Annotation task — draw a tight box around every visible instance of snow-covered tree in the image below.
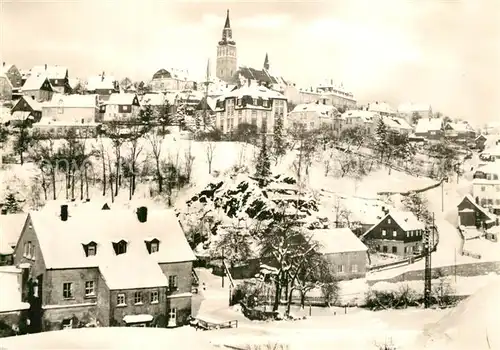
[401,191,432,226]
[254,135,272,182]
[272,113,286,164]
[375,118,389,161]
[3,193,21,214]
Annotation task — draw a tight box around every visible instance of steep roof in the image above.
[223,83,285,100]
[104,93,138,105]
[21,75,52,91]
[459,195,496,222]
[290,103,338,116]
[389,211,425,231]
[0,213,28,255]
[446,122,473,133]
[140,93,166,106]
[12,96,42,112]
[44,93,98,108]
[415,117,443,133]
[341,110,379,122]
[26,208,196,269]
[308,228,367,254]
[235,66,281,85]
[383,116,413,131]
[0,72,13,89]
[368,102,396,114]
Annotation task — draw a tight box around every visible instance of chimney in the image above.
[330,79,333,85]
[60,205,68,221]
[2,62,5,67]
[44,64,47,70]
[137,206,148,223]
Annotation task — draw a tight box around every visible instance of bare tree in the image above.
[183,141,195,183]
[147,131,164,193]
[30,138,59,201]
[123,135,144,199]
[205,142,216,174]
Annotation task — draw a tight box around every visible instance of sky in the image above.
[1,0,499,125]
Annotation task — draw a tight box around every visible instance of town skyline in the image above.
[1,0,499,124]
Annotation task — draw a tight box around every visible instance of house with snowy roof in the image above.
[414,117,444,140]
[457,195,498,230]
[308,228,368,279]
[150,68,196,93]
[99,93,140,122]
[9,96,42,126]
[85,73,119,98]
[444,121,475,141]
[368,101,397,117]
[33,94,99,139]
[28,65,70,94]
[340,110,378,135]
[1,62,23,91]
[0,71,13,101]
[287,103,339,132]
[214,82,287,134]
[381,115,413,134]
[472,163,500,215]
[13,205,196,331]
[21,75,54,102]
[361,210,425,257]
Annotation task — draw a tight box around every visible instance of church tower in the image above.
[216,10,237,82]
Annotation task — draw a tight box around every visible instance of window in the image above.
[134,291,143,304]
[169,275,178,290]
[382,229,386,236]
[145,239,160,254]
[338,265,344,273]
[83,242,97,257]
[113,240,127,255]
[85,281,95,297]
[383,246,388,253]
[123,105,129,112]
[150,290,159,304]
[406,232,409,238]
[392,246,398,254]
[351,264,358,273]
[58,99,64,114]
[63,282,73,299]
[387,219,391,224]
[117,293,126,306]
[393,230,397,237]
[169,308,177,321]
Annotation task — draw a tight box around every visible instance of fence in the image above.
[193,318,238,331]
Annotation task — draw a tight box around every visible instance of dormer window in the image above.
[113,240,127,255]
[82,241,97,257]
[145,239,160,254]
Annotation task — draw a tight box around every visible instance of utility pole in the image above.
[221,247,225,288]
[202,59,212,131]
[423,213,433,308]
[441,179,444,213]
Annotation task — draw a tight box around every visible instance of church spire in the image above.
[263,53,269,70]
[224,9,231,28]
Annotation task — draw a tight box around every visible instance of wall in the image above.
[325,250,367,280]
[158,261,193,294]
[371,239,421,257]
[369,260,500,284]
[167,295,191,326]
[365,214,423,244]
[109,287,168,326]
[95,274,110,326]
[103,104,140,121]
[0,76,13,100]
[42,304,98,331]
[44,268,100,307]
[0,310,28,336]
[41,106,97,124]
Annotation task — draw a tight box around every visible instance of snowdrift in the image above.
[415,276,500,350]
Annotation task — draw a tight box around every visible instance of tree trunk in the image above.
[51,171,57,200]
[102,154,106,196]
[85,166,89,200]
[65,172,69,199]
[41,172,48,201]
[300,291,306,309]
[273,277,281,312]
[19,150,24,166]
[71,170,76,200]
[129,177,133,201]
[286,287,294,316]
[80,171,84,201]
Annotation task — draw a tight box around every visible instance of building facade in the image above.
[216,10,237,83]
[362,211,425,257]
[10,96,42,125]
[86,73,120,99]
[414,117,444,140]
[100,93,141,122]
[150,69,196,93]
[287,103,339,131]
[28,65,70,95]
[12,206,196,331]
[214,83,287,134]
[21,76,54,102]
[472,163,500,214]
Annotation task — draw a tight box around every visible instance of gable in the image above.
[12,215,48,273]
[41,79,53,92]
[11,97,34,113]
[132,96,139,106]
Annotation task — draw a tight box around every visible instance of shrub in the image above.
[231,281,264,308]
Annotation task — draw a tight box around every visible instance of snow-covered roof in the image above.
[1,63,14,74]
[99,253,168,290]
[446,122,473,133]
[10,111,35,121]
[0,72,13,89]
[290,103,338,116]
[67,78,79,89]
[397,102,431,113]
[461,195,496,221]
[123,314,154,324]
[43,93,98,108]
[368,102,396,114]
[21,75,52,91]
[415,117,443,133]
[0,213,27,255]
[223,83,285,100]
[341,110,379,122]
[140,93,166,106]
[104,93,138,106]
[309,228,367,254]
[383,116,413,131]
[0,266,30,312]
[12,95,42,112]
[29,65,67,80]
[26,208,196,270]
[152,67,196,82]
[86,74,116,91]
[388,211,425,231]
